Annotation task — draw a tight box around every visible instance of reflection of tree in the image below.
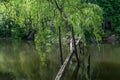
[0,40,41,79]
[0,39,78,80]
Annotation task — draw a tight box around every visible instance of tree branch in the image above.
[54,0,63,13]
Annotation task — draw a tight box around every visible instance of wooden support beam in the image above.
[55,36,82,80]
[55,49,74,80]
[58,26,63,65]
[71,26,80,66]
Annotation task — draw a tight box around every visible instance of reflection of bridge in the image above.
[55,27,90,80]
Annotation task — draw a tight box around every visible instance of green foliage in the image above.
[0,0,39,39]
[0,0,103,41]
[0,0,103,63]
[34,0,103,42]
[89,0,120,40]
[67,3,103,41]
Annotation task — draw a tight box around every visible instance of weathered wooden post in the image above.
[58,26,63,65]
[71,26,80,66]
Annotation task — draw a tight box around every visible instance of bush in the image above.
[89,0,120,40]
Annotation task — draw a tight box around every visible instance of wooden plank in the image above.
[55,50,74,80]
[71,27,80,66]
[55,37,82,80]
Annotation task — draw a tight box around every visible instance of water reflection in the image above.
[0,40,41,80]
[64,44,120,80]
[1,40,120,80]
[90,44,120,80]
[0,39,63,80]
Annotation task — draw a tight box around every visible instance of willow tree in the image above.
[0,0,40,38]
[33,1,103,79]
[0,0,103,44]
[0,0,103,61]
[35,0,103,50]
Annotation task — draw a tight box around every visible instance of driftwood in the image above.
[55,36,82,80]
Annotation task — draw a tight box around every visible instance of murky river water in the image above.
[90,44,120,80]
[0,39,70,80]
[0,40,120,80]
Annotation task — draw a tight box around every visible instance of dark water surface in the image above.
[0,40,120,80]
[90,44,120,80]
[0,39,67,80]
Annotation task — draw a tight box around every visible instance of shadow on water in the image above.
[1,40,120,80]
[0,72,15,80]
[0,39,41,80]
[92,61,120,80]
[0,39,70,80]
[90,44,120,80]
[63,63,80,80]
[71,65,80,80]
[64,61,86,80]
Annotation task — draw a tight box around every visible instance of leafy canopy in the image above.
[0,0,103,65]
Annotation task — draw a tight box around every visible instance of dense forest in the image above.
[0,0,120,80]
[0,0,104,58]
[89,0,120,42]
[0,0,119,44]
[0,0,102,40]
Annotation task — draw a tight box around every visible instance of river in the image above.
[90,44,120,80]
[0,40,120,80]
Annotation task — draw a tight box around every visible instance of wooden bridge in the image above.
[55,27,90,80]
